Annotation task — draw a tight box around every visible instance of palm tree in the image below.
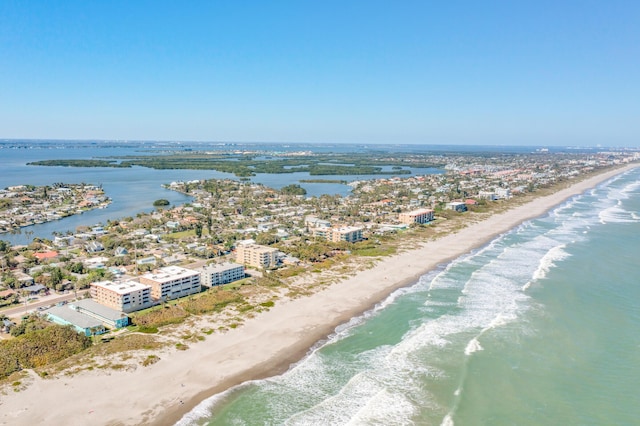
[20,289,29,315]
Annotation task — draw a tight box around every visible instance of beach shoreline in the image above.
[1,164,637,426]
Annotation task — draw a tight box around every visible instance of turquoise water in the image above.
[177,167,640,426]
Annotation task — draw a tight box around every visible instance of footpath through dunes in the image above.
[0,164,637,426]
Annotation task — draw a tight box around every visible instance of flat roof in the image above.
[141,266,199,283]
[72,298,126,321]
[45,306,103,329]
[202,262,244,274]
[332,226,363,233]
[240,244,278,253]
[92,280,151,295]
[403,208,434,215]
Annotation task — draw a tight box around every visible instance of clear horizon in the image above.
[1,1,639,146]
[0,138,636,149]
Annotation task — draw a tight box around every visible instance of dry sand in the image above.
[1,164,636,426]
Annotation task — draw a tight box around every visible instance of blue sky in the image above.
[1,1,638,145]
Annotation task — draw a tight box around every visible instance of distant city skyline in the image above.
[1,1,639,146]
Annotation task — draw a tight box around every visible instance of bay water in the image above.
[0,141,442,245]
[177,167,640,425]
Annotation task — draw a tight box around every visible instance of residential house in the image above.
[478,191,498,201]
[136,256,157,266]
[447,201,467,212]
[0,289,16,301]
[84,256,109,269]
[20,284,47,295]
[86,241,105,253]
[33,251,59,261]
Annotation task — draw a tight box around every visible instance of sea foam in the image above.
[530,244,569,282]
[176,170,640,425]
[441,413,455,426]
[464,337,483,355]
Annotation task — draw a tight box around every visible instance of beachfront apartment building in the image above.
[201,262,245,287]
[139,266,202,301]
[495,188,511,199]
[235,244,279,269]
[328,226,364,243]
[447,201,467,212]
[398,208,435,224]
[90,280,153,313]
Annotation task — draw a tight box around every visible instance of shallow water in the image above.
[177,167,640,425]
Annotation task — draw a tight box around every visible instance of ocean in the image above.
[177,167,640,425]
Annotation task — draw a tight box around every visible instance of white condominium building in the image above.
[139,266,201,300]
[201,262,245,287]
[495,188,511,199]
[90,280,153,313]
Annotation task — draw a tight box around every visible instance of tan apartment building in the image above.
[90,280,153,313]
[398,208,435,224]
[235,244,278,268]
[329,226,364,243]
[139,266,201,301]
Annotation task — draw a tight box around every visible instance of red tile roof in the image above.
[34,251,59,260]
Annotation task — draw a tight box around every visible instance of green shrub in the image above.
[0,324,91,380]
[142,355,160,366]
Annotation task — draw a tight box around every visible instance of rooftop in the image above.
[91,280,151,295]
[403,208,435,215]
[202,262,244,274]
[141,266,199,283]
[45,305,103,329]
[332,226,363,233]
[72,299,127,321]
[34,251,59,260]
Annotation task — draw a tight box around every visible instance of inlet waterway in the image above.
[0,141,443,245]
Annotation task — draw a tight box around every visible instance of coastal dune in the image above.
[1,165,636,426]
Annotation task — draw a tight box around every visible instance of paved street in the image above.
[1,292,77,320]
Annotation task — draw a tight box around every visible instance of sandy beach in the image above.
[1,164,636,426]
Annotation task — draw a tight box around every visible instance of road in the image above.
[1,292,77,320]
